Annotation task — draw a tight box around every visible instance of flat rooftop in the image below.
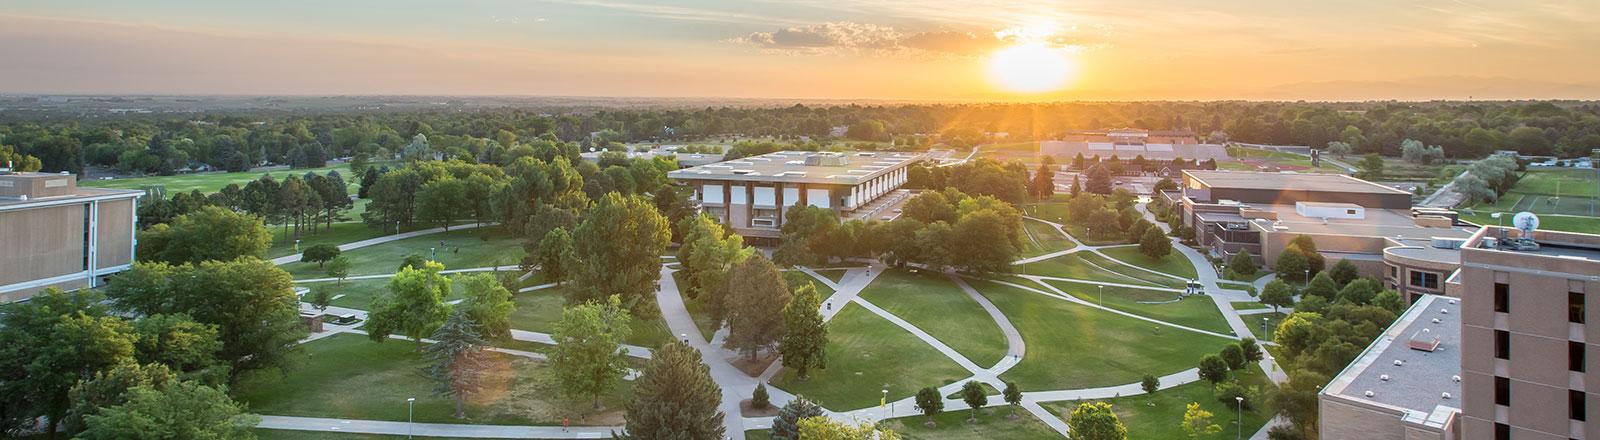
[667,151,924,186]
[1323,294,1461,420]
[1252,204,1476,240]
[1186,170,1412,195]
[1466,227,1600,262]
[0,172,142,210]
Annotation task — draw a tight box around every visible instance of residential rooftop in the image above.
[1323,294,1461,427]
[1185,170,1413,195]
[667,150,924,186]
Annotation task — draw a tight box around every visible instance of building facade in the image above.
[0,171,142,302]
[1320,294,1461,440]
[1456,227,1600,440]
[667,151,922,240]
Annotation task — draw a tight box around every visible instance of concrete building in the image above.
[1320,293,1462,440]
[1455,226,1600,440]
[667,151,923,241]
[0,171,142,302]
[1161,170,1475,283]
[1039,128,1228,161]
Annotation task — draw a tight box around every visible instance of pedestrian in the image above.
[826,301,832,311]
[563,417,569,432]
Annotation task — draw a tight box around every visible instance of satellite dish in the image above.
[1513,212,1540,234]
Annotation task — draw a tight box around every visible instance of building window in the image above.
[1573,390,1587,421]
[1389,265,1398,278]
[1495,330,1510,359]
[1494,283,1510,313]
[1573,341,1587,372]
[1408,271,1440,289]
[1573,292,1587,324]
[82,203,92,270]
[1494,422,1509,440]
[1495,376,1510,406]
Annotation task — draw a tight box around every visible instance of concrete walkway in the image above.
[256,415,616,439]
[271,222,495,266]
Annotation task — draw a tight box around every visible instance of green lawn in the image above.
[1097,246,1198,280]
[745,430,773,440]
[236,333,630,426]
[1043,280,1233,335]
[1216,281,1258,296]
[858,270,1009,367]
[1246,312,1288,342]
[1079,253,1187,288]
[1062,224,1131,246]
[1020,203,1069,223]
[1040,364,1278,440]
[1020,219,1076,258]
[973,280,1232,391]
[506,284,672,348]
[772,304,969,412]
[82,163,369,194]
[671,271,722,341]
[1458,210,1600,235]
[1230,302,1268,310]
[253,429,491,440]
[1016,254,1164,287]
[878,406,1061,439]
[268,221,390,259]
[1513,168,1600,197]
[814,268,849,284]
[785,270,836,298]
[279,227,524,279]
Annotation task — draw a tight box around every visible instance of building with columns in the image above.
[0,171,142,303]
[667,151,924,241]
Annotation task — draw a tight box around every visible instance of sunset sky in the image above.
[2,0,1598,100]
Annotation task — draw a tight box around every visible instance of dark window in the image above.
[1495,330,1510,360]
[1495,283,1510,313]
[1389,265,1398,277]
[1495,423,1510,440]
[1573,390,1587,421]
[81,203,91,270]
[1346,209,1357,215]
[1496,376,1510,406]
[1572,292,1586,324]
[1573,341,1586,372]
[1409,271,1440,289]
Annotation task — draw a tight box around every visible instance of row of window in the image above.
[1491,331,1587,373]
[1493,283,1586,324]
[1492,378,1586,421]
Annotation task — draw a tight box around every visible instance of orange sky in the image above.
[2,1,1598,100]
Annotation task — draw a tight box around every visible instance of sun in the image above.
[987,43,1075,93]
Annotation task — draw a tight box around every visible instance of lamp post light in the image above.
[1235,396,1244,440]
[1098,284,1105,306]
[294,239,300,253]
[1304,269,1310,287]
[1262,317,1269,339]
[407,397,416,439]
[396,220,400,235]
[430,247,436,261]
[882,387,891,417]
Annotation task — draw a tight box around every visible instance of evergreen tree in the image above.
[771,398,825,440]
[1085,164,1113,194]
[752,383,770,409]
[1227,250,1258,279]
[623,341,725,440]
[1239,337,1264,363]
[1328,259,1360,287]
[425,310,489,419]
[779,283,827,380]
[1221,344,1247,370]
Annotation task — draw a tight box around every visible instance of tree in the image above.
[1067,402,1128,440]
[1373,290,1404,313]
[1274,251,1309,284]
[367,261,452,349]
[1198,355,1230,383]
[1259,280,1296,313]
[795,416,903,440]
[325,255,351,284]
[0,288,136,438]
[1139,226,1172,259]
[1355,153,1384,180]
[535,228,575,286]
[1324,141,1352,158]
[107,259,305,377]
[307,285,334,312]
[1287,235,1326,274]
[950,208,1021,274]
[551,296,632,409]
[779,283,828,380]
[456,273,515,340]
[960,380,987,422]
[1227,250,1258,279]
[678,215,750,324]
[1085,164,1113,194]
[1030,163,1055,199]
[129,314,223,380]
[79,381,256,440]
[915,386,944,426]
[1141,374,1160,395]
[1401,139,1445,165]
[416,178,467,230]
[137,206,271,265]
[1302,273,1338,300]
[1221,344,1247,370]
[725,254,791,360]
[1181,402,1222,440]
[301,244,340,267]
[623,340,725,440]
[425,310,490,419]
[770,398,825,440]
[752,383,771,409]
[1240,337,1264,363]
[65,363,178,435]
[571,193,671,312]
[1328,259,1359,287]
[1216,381,1256,409]
[1003,381,1022,416]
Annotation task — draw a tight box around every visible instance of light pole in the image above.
[294,239,300,253]
[430,247,436,261]
[1235,396,1244,440]
[395,220,400,235]
[1262,317,1269,340]
[882,387,892,417]
[407,397,416,439]
[1304,269,1310,287]
[1098,284,1105,306]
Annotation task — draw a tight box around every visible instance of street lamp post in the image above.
[294,239,300,253]
[1262,317,1269,339]
[1304,269,1310,287]
[430,247,436,261]
[882,387,891,417]
[407,397,416,439]
[1235,396,1244,440]
[1098,284,1104,306]
[396,220,400,235]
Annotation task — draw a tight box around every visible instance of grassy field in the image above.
[1016,253,1165,288]
[1040,364,1277,440]
[236,333,630,426]
[268,221,390,259]
[1246,312,1288,342]
[1044,280,1233,335]
[1230,301,1269,310]
[81,163,364,193]
[814,268,849,284]
[1020,202,1069,223]
[279,227,524,279]
[1020,219,1076,258]
[858,270,1009,367]
[1458,168,1600,234]
[253,430,492,440]
[506,284,673,348]
[879,407,1061,439]
[772,304,969,412]
[1513,168,1600,197]
[1097,246,1198,280]
[1216,281,1258,296]
[974,280,1232,391]
[1079,253,1187,288]
[784,270,836,298]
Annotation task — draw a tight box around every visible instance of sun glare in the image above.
[987,43,1075,93]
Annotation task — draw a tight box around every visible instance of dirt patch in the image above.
[729,351,779,377]
[740,399,780,417]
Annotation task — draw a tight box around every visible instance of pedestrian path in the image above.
[949,274,1025,365]
[271,222,494,266]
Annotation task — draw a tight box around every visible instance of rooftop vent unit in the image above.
[1452,375,1461,382]
[1393,359,1405,366]
[1365,390,1375,397]
[1379,374,1390,381]
[1408,329,1441,352]
[804,153,850,167]
[1431,237,1466,250]
[1442,392,1452,400]
[731,169,756,175]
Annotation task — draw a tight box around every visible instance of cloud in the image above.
[730,21,1076,57]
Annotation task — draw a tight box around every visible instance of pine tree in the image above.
[425,310,489,419]
[623,340,725,440]
[752,383,770,409]
[771,398,825,440]
[779,283,827,380]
